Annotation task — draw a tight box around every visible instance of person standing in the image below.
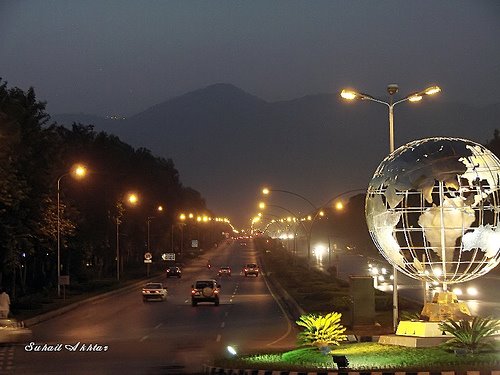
[0,288,11,318]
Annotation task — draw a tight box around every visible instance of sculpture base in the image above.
[396,320,451,337]
[379,321,452,347]
[378,333,449,348]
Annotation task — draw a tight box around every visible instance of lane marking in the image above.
[155,323,162,329]
[139,335,149,342]
[224,312,228,317]
[220,322,225,328]
[216,334,221,342]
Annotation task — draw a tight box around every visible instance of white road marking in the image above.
[155,323,162,329]
[220,322,225,328]
[139,335,149,342]
[216,334,221,342]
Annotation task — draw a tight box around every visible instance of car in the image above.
[166,266,182,278]
[0,318,32,343]
[142,282,168,302]
[191,279,221,306]
[218,266,231,276]
[244,263,259,276]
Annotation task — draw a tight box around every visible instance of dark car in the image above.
[166,266,182,278]
[244,263,259,277]
[191,279,220,306]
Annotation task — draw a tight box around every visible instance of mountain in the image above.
[51,84,500,227]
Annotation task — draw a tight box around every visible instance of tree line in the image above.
[0,80,227,298]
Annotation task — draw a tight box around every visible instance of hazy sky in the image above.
[2,1,500,227]
[2,1,500,117]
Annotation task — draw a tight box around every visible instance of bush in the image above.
[439,316,500,353]
[296,312,347,349]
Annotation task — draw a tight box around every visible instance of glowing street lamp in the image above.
[341,83,441,332]
[116,192,139,281]
[341,84,441,152]
[57,163,88,297]
[147,204,164,268]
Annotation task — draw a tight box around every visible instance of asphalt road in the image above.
[10,240,296,374]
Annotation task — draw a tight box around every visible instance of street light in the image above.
[116,192,139,281]
[146,205,164,276]
[57,163,87,297]
[341,83,441,332]
[261,188,318,259]
[341,84,440,152]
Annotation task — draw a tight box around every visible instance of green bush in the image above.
[439,316,500,353]
[296,312,347,349]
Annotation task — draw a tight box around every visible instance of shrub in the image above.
[296,312,347,349]
[439,316,500,353]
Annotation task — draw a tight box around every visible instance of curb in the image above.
[202,365,500,375]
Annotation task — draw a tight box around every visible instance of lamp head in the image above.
[387,84,399,95]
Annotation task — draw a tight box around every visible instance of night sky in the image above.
[2,1,500,227]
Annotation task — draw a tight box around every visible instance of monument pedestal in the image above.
[378,292,469,348]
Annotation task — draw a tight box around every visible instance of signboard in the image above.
[59,275,70,285]
[191,240,198,248]
[162,253,175,261]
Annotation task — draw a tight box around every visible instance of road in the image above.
[9,240,296,374]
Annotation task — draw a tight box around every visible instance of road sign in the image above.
[144,252,153,260]
[162,253,175,261]
[59,275,70,285]
[191,240,198,248]
[144,259,152,263]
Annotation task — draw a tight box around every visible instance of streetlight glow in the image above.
[335,201,344,211]
[340,89,357,100]
[127,193,139,205]
[408,95,423,102]
[71,164,88,178]
[424,85,441,95]
[258,202,266,210]
[262,188,270,195]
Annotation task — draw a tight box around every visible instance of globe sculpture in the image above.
[366,137,500,291]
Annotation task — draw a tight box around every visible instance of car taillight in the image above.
[191,290,196,294]
[244,268,248,272]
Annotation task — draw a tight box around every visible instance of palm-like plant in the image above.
[439,316,500,353]
[296,312,347,348]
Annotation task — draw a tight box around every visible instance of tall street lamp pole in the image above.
[56,164,87,297]
[116,192,139,281]
[341,84,441,332]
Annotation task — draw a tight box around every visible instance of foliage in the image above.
[218,342,500,372]
[439,316,500,353]
[0,79,216,297]
[296,312,347,348]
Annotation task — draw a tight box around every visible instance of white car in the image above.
[0,319,32,343]
[142,282,168,302]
